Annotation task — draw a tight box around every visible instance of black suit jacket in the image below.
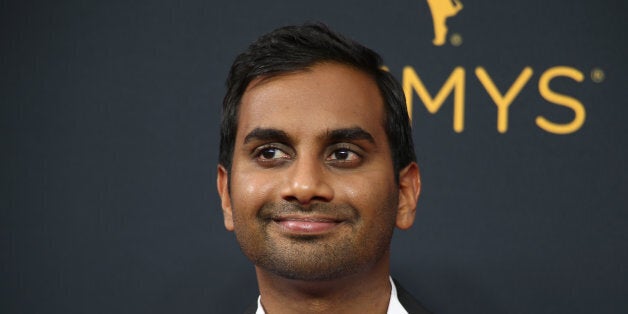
[392,279,432,314]
[243,279,431,314]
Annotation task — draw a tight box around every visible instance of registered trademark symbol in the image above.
[591,68,605,83]
[450,33,463,46]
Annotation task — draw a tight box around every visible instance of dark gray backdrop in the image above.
[2,0,627,313]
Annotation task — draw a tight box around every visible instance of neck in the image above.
[255,252,392,314]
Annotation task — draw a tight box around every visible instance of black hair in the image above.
[219,23,416,178]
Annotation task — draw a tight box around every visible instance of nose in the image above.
[280,157,334,205]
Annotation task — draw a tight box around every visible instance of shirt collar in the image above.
[255,276,408,314]
[387,276,409,314]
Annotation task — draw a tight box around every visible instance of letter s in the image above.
[536,66,586,134]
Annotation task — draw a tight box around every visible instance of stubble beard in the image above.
[233,202,396,281]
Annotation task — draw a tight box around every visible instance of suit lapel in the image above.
[393,279,432,314]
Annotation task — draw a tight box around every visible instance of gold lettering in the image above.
[403,66,465,132]
[536,66,586,134]
[475,66,533,133]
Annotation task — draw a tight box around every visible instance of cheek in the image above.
[347,166,396,193]
[230,170,278,215]
[337,171,397,213]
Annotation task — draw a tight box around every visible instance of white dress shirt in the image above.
[255,276,408,314]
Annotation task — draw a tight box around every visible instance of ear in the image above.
[395,162,421,230]
[217,164,235,231]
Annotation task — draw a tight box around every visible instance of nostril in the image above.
[283,194,331,206]
[282,195,299,203]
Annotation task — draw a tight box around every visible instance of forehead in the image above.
[237,63,386,141]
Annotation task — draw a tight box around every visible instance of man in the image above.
[217,23,430,314]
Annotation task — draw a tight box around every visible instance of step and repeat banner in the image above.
[2,0,627,313]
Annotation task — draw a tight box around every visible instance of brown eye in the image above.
[261,148,278,159]
[333,150,350,160]
[255,146,290,162]
[327,148,360,163]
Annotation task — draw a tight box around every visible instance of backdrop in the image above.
[2,0,627,313]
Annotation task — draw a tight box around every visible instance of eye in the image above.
[253,145,292,166]
[258,147,289,160]
[327,148,361,165]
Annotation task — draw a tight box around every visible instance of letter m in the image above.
[403,66,465,132]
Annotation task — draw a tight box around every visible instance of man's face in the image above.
[218,63,418,280]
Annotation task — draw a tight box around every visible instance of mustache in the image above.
[258,202,359,221]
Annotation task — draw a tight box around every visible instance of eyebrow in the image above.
[243,128,290,144]
[326,127,375,144]
[242,126,375,145]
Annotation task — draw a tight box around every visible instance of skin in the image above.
[217,62,421,314]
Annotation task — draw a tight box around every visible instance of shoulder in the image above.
[393,278,433,314]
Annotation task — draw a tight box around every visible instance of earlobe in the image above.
[217,165,235,231]
[395,162,421,230]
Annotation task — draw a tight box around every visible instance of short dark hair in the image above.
[219,23,416,177]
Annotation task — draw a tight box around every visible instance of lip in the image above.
[271,215,345,235]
